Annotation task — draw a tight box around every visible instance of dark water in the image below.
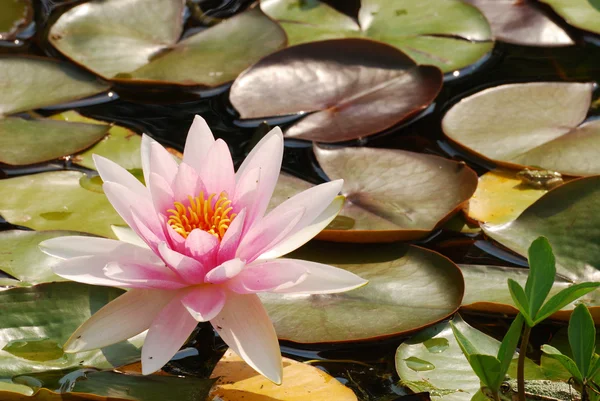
[1,0,599,399]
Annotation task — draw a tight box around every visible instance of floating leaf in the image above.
[314,146,478,242]
[259,242,464,343]
[442,82,600,176]
[0,118,109,166]
[540,0,600,35]
[0,171,124,238]
[0,282,142,378]
[209,349,357,400]
[463,0,574,46]
[260,0,493,72]
[0,57,109,116]
[49,0,286,87]
[0,0,32,41]
[231,39,442,143]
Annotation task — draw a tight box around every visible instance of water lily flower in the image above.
[40,116,367,384]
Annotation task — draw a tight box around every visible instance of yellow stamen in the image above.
[167,191,236,240]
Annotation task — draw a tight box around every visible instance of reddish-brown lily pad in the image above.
[230,38,443,143]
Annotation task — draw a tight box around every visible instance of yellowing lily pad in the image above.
[260,242,464,343]
[209,349,357,400]
[49,1,286,87]
[260,0,493,72]
[0,171,124,238]
[442,82,600,176]
[540,0,600,35]
[230,39,443,143]
[0,0,32,41]
[0,57,109,116]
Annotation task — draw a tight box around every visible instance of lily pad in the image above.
[209,349,357,400]
[540,0,600,35]
[0,118,109,166]
[259,241,464,343]
[260,0,494,72]
[483,176,600,284]
[314,146,478,242]
[0,171,125,238]
[463,0,574,46]
[49,111,142,171]
[230,39,442,143]
[0,57,109,116]
[442,82,600,176]
[0,0,32,41]
[49,1,286,87]
[0,282,143,378]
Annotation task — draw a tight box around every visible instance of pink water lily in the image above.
[40,116,367,384]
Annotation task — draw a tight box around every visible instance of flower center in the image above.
[167,192,236,240]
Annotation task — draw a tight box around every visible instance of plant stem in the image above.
[518,325,532,401]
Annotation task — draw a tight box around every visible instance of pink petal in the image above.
[141,291,199,375]
[199,139,235,197]
[211,291,282,384]
[103,182,156,235]
[39,236,156,260]
[148,172,175,214]
[149,141,178,186]
[165,222,186,253]
[111,226,149,249]
[185,229,218,266]
[205,258,245,284]
[130,208,166,254]
[217,209,246,265]
[104,261,188,290]
[181,285,226,321]
[93,154,148,198]
[234,128,283,228]
[141,134,159,186]
[258,196,344,260]
[236,207,305,263]
[158,242,206,284]
[183,115,216,172]
[64,289,173,352]
[52,255,136,287]
[227,260,308,294]
[173,162,206,202]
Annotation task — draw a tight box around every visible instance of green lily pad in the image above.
[314,146,478,242]
[0,0,32,41]
[396,317,547,401]
[230,39,443,143]
[0,57,109,117]
[463,0,574,46]
[49,111,142,171]
[0,118,109,166]
[49,0,286,87]
[540,0,600,35]
[0,282,143,378]
[260,0,493,72]
[259,242,464,343]
[0,230,91,287]
[483,176,600,284]
[0,171,125,238]
[442,82,600,176]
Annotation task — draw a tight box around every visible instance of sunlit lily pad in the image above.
[483,176,600,284]
[0,171,125,238]
[0,118,109,166]
[0,57,109,116]
[260,0,493,72]
[540,0,600,35]
[49,111,142,171]
[442,82,600,176]
[259,242,464,343]
[0,0,32,41]
[463,0,574,46]
[49,0,286,87]
[0,282,143,378]
[230,39,442,143]
[314,146,478,242]
[209,349,357,400]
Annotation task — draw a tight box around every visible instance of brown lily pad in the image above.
[230,38,443,143]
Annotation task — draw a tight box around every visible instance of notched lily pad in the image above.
[260,0,494,72]
[259,242,464,343]
[0,57,109,116]
[0,118,109,166]
[442,82,600,176]
[49,0,286,87]
[0,0,33,41]
[231,38,443,143]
